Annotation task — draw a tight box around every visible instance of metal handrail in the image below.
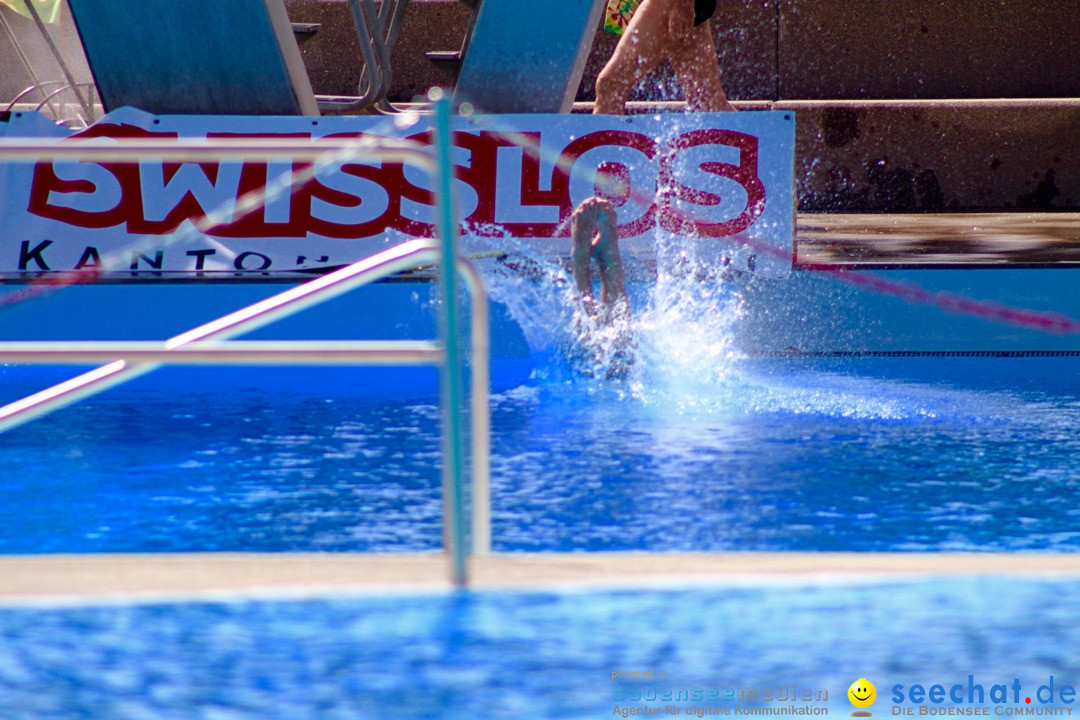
[0,97,488,584]
[0,136,433,165]
[0,241,492,572]
[0,238,430,427]
[4,82,99,128]
[317,0,411,114]
[5,80,66,111]
[0,340,445,365]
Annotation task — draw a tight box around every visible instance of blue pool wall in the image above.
[0,280,535,397]
[3,267,1080,357]
[739,267,1080,354]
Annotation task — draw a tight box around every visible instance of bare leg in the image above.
[570,200,599,301]
[591,202,628,306]
[596,0,736,114]
[594,0,671,114]
[668,19,736,112]
[568,197,635,378]
[570,197,627,311]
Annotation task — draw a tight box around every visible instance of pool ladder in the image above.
[0,97,488,586]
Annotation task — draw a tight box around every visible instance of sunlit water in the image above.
[2,110,1075,720]
[2,227,1079,720]
[1,578,1078,719]
[1,235,1079,553]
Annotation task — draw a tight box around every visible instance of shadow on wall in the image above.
[794,103,1078,213]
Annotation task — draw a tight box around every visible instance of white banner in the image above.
[0,107,795,279]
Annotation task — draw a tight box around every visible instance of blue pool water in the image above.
[3,115,1078,720]
[3,234,1080,554]
[2,243,1080,720]
[2,353,1080,553]
[1,577,1078,719]
[4,227,1080,553]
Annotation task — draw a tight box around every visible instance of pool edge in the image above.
[1,552,1079,604]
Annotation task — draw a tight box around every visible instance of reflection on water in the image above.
[798,212,1080,266]
[0,578,1078,719]
[490,364,1080,551]
[2,355,1080,553]
[2,229,1080,553]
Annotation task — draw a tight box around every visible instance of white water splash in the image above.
[467,229,1016,422]
[467,228,743,394]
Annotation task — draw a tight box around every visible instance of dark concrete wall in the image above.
[778,0,1080,100]
[586,0,1080,101]
[9,1,1079,105]
[281,0,1080,103]
[284,0,469,101]
[783,100,1080,212]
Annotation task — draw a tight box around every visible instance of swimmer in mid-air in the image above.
[569,197,634,378]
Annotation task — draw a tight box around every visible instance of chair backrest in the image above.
[454,0,605,113]
[67,0,318,116]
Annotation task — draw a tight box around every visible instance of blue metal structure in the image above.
[454,0,607,112]
[66,0,318,115]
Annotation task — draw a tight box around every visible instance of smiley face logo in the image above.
[848,678,876,712]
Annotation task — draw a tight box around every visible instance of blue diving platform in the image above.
[66,0,318,115]
[454,0,606,113]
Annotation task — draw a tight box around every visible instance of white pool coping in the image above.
[1,552,1079,605]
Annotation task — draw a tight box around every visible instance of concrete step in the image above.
[282,0,1080,104]
[2,552,1078,600]
[282,1,1080,212]
[795,212,1080,268]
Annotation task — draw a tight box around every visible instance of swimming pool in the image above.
[2,284,1080,554]
[0,576,1077,719]
[3,233,1080,720]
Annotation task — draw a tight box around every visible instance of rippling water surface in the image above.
[2,232,1079,553]
[0,578,1078,719]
